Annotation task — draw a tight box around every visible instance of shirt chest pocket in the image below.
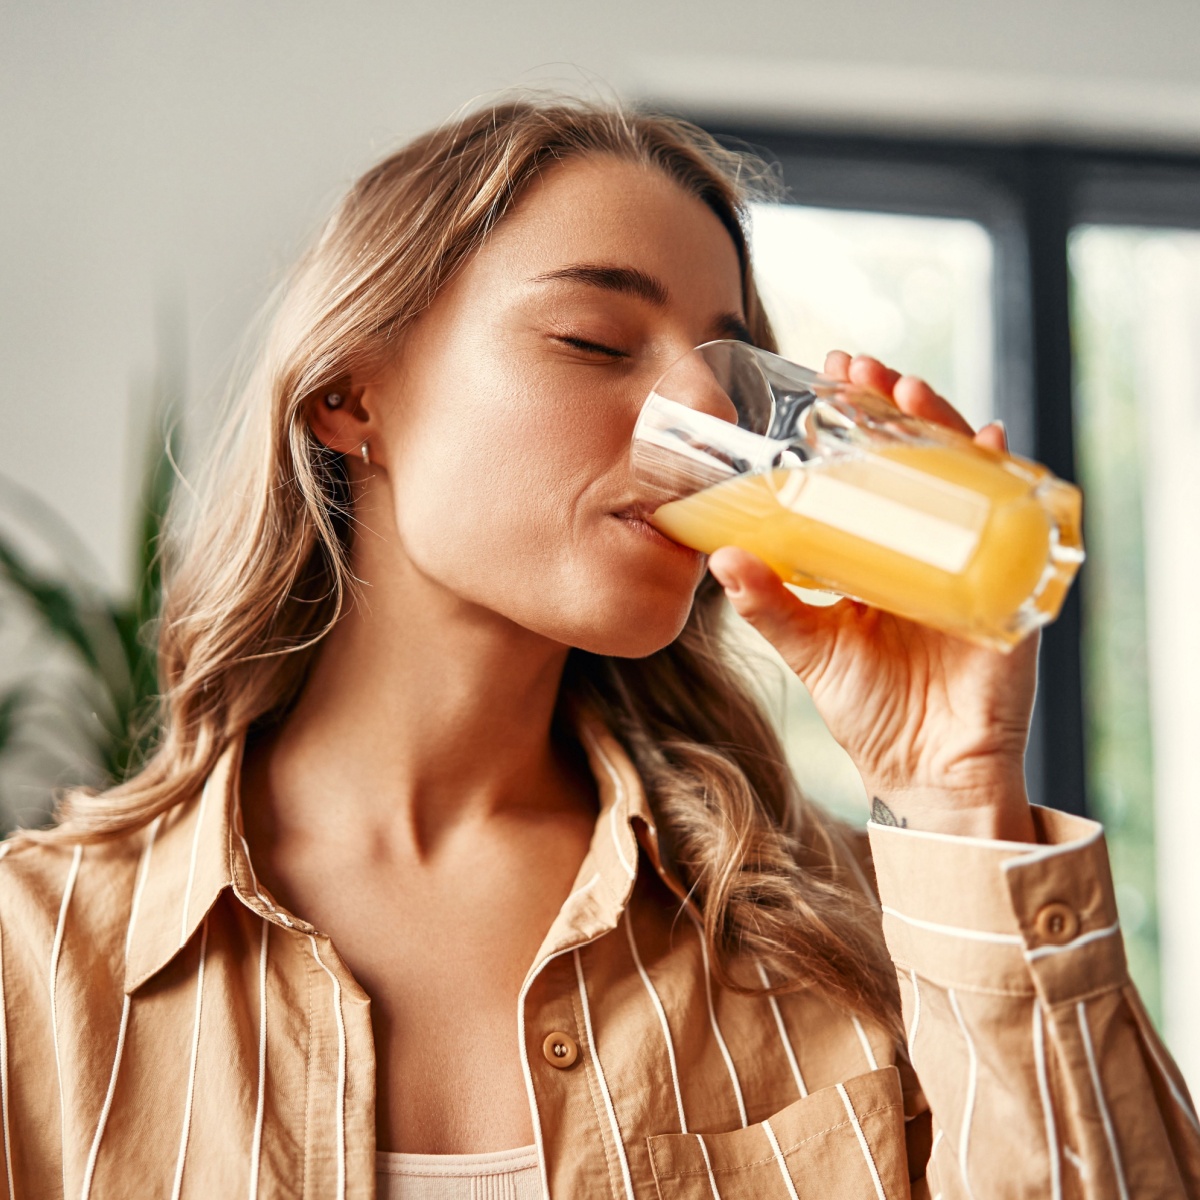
[646,1067,909,1200]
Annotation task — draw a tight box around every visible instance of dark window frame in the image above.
[701,123,1200,816]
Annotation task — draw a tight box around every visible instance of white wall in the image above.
[4,0,1200,590]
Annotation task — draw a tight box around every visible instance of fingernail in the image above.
[990,418,1008,438]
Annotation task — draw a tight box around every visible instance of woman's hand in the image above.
[707,352,1039,843]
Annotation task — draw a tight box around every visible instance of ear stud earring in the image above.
[360,442,370,466]
[324,392,344,409]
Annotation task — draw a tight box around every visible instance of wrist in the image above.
[866,769,1036,842]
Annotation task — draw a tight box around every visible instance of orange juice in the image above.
[650,442,1082,648]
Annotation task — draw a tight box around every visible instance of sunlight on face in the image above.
[368,155,747,656]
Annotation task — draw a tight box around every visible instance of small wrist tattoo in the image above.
[871,797,907,828]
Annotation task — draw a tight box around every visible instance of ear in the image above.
[307,378,381,464]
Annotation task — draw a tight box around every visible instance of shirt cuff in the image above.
[866,806,1127,1003]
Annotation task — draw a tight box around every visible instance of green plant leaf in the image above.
[0,540,104,672]
[0,379,179,805]
[0,686,26,756]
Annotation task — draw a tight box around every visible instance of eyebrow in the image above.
[533,264,669,306]
[532,262,754,344]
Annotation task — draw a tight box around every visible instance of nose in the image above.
[632,344,776,503]
[652,348,741,426]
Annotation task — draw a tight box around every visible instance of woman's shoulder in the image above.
[0,820,187,1166]
[0,823,157,979]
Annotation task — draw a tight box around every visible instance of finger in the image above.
[974,419,1008,453]
[707,546,838,680]
[892,374,975,437]
[847,354,901,399]
[823,349,852,380]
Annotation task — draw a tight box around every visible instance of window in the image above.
[1070,220,1200,1053]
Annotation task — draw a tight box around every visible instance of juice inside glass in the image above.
[631,341,1084,650]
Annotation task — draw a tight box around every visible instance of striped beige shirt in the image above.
[0,715,1197,1198]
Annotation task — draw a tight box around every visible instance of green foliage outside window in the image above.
[1070,228,1162,1026]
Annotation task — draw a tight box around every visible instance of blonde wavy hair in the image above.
[34,96,901,1035]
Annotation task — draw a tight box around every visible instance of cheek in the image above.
[391,446,547,572]
[382,357,701,652]
[384,386,587,606]
[392,367,576,529]
[389,350,616,565]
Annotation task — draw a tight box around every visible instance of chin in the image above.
[560,590,697,658]
[573,626,687,659]
[555,541,709,657]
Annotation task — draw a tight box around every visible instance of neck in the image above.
[251,535,588,856]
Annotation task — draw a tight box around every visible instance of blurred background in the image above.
[2,2,1198,1086]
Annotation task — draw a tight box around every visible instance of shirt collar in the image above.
[123,738,244,993]
[123,708,679,995]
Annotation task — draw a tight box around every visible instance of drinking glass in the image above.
[630,340,1084,649]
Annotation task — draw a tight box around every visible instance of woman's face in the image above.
[363,155,748,657]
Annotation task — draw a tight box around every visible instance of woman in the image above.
[1,97,1196,1200]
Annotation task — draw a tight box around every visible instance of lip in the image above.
[611,506,703,559]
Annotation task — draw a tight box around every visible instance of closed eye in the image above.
[555,336,628,359]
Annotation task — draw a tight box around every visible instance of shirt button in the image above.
[542,1032,579,1069]
[1034,901,1080,944]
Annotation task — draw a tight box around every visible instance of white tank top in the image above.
[375,1144,541,1200]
